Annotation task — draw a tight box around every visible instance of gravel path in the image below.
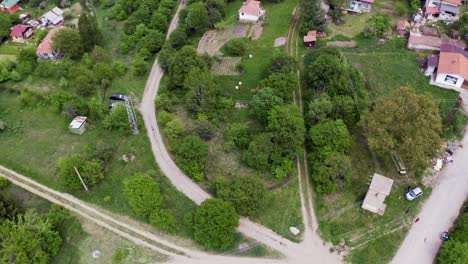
[391,93,468,264]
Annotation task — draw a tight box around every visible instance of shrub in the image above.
[150,209,177,233]
[0,177,9,189]
[215,176,266,216]
[224,123,250,150]
[57,157,104,190]
[192,199,239,250]
[172,135,209,181]
[103,103,131,134]
[222,38,247,56]
[123,173,163,219]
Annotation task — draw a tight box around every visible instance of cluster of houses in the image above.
[1,2,65,59]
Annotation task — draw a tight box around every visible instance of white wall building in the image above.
[239,0,265,23]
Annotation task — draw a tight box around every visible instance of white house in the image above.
[346,0,374,13]
[40,7,64,27]
[361,173,393,216]
[239,0,265,23]
[424,0,462,21]
[433,41,468,89]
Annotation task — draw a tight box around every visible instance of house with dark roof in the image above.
[346,0,374,13]
[433,41,468,89]
[10,24,33,43]
[239,0,265,23]
[0,0,19,13]
[424,54,439,76]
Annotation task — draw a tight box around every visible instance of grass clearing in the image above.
[0,54,16,62]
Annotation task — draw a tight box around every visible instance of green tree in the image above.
[312,153,351,194]
[367,87,442,170]
[0,211,62,264]
[250,87,284,124]
[215,176,266,216]
[78,12,102,51]
[0,13,12,40]
[168,27,188,49]
[150,209,177,233]
[261,72,297,101]
[168,46,206,88]
[222,38,247,56]
[139,30,165,53]
[269,53,296,74]
[243,132,280,171]
[186,2,209,34]
[192,199,239,250]
[123,173,164,219]
[267,104,306,158]
[172,135,209,181]
[224,122,250,150]
[52,28,84,59]
[308,119,350,162]
[306,93,333,125]
[363,14,391,37]
[184,67,216,114]
[0,197,17,222]
[150,12,169,32]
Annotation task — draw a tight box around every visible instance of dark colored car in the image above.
[109,94,127,101]
[441,231,449,241]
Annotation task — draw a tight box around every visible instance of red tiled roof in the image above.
[408,33,442,49]
[36,27,62,54]
[425,6,440,14]
[438,52,468,79]
[304,31,317,42]
[442,0,462,5]
[10,25,31,37]
[239,0,262,16]
[397,20,410,29]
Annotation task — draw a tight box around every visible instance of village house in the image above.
[40,7,64,27]
[407,31,442,51]
[304,31,317,47]
[10,24,33,43]
[429,41,468,89]
[239,0,265,23]
[36,27,63,59]
[361,173,393,216]
[346,0,374,13]
[0,0,20,13]
[424,54,439,76]
[396,20,410,36]
[424,0,462,21]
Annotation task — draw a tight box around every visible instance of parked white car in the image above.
[405,187,423,201]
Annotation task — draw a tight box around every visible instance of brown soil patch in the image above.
[380,8,398,15]
[211,57,242,76]
[327,40,357,48]
[197,26,249,56]
[249,23,264,40]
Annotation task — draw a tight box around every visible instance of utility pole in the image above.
[74,166,89,191]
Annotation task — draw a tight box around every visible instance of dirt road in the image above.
[391,127,468,263]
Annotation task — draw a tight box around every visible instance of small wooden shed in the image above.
[69,116,87,135]
[304,31,317,47]
[361,173,393,215]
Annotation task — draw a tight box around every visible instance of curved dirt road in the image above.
[391,124,468,263]
[139,1,343,263]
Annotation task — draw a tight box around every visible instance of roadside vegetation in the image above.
[297,0,467,263]
[437,202,468,264]
[156,0,304,241]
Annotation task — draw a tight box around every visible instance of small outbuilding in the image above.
[10,25,34,43]
[361,173,394,215]
[69,116,87,135]
[396,20,410,36]
[304,31,317,47]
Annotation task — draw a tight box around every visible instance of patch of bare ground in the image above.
[197,26,249,56]
[249,23,264,40]
[211,57,242,75]
[327,40,357,48]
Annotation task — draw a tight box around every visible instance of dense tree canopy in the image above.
[267,104,306,158]
[0,211,62,264]
[186,2,209,34]
[168,46,206,88]
[312,153,351,194]
[306,93,333,125]
[261,72,297,101]
[78,12,102,51]
[215,176,266,216]
[0,13,12,40]
[367,87,442,170]
[52,28,84,59]
[250,87,284,124]
[308,119,350,162]
[192,199,239,250]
